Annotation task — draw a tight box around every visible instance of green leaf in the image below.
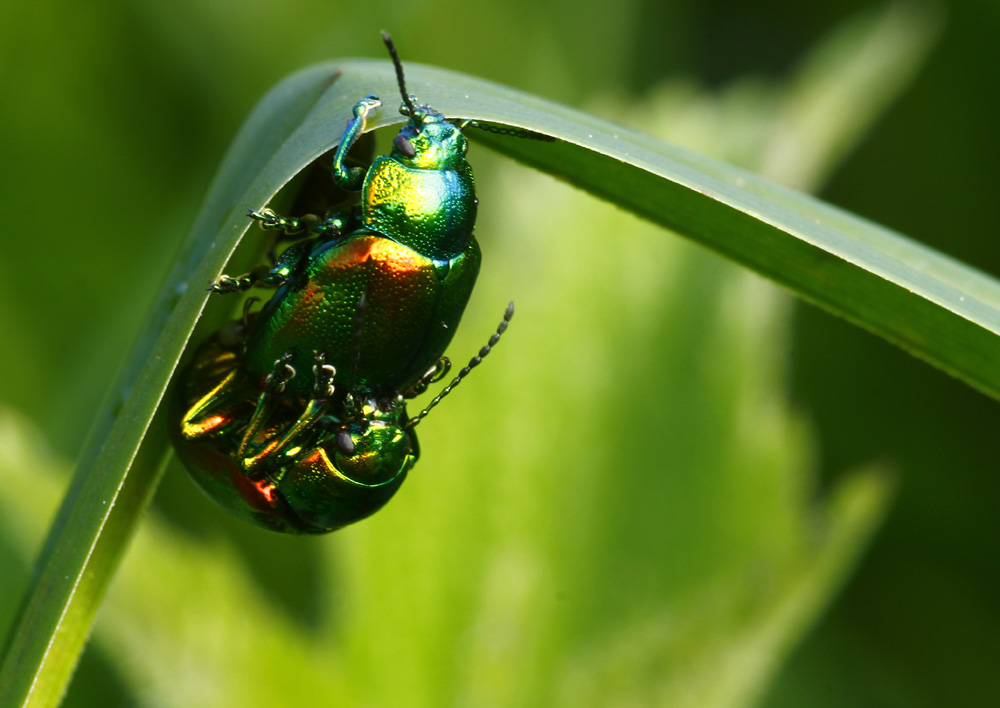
[1,10,983,703]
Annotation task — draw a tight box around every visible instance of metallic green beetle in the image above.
[172,33,514,533]
[213,33,481,402]
[172,303,512,534]
[173,324,419,534]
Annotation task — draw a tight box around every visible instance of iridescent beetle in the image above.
[173,302,512,534]
[172,33,519,533]
[217,32,482,401]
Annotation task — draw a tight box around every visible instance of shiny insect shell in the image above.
[174,326,419,534]
[172,33,499,534]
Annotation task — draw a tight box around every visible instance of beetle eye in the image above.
[393,134,416,158]
[334,429,356,457]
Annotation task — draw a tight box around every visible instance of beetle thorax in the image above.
[362,155,477,261]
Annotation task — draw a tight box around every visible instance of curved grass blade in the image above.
[2,42,996,705]
[394,70,1000,399]
[247,58,1000,400]
[0,64,355,707]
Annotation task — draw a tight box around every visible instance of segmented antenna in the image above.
[381,31,418,121]
[459,120,555,142]
[408,301,515,429]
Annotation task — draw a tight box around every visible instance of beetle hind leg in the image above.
[239,351,337,477]
[236,353,295,476]
[180,368,245,441]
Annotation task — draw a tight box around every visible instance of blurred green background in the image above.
[1,0,998,706]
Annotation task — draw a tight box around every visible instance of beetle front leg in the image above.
[331,95,382,191]
[250,206,354,243]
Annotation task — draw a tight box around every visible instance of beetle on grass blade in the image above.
[171,33,517,533]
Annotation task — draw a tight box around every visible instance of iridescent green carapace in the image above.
[215,39,481,402]
[173,300,511,534]
[171,33,512,534]
[174,327,417,534]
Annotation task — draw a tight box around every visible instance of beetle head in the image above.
[391,103,468,170]
[381,31,469,170]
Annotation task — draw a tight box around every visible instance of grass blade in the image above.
[0,64,345,707]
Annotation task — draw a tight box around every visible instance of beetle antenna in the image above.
[407,301,515,429]
[381,31,418,121]
[460,120,555,142]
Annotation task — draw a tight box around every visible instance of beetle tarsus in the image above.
[312,351,336,399]
[264,352,296,394]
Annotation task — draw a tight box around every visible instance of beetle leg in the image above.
[248,207,320,237]
[240,352,336,477]
[258,239,311,287]
[209,237,314,294]
[237,353,295,476]
[207,264,272,294]
[331,95,382,191]
[179,368,245,440]
[312,207,356,239]
[402,357,452,399]
[249,204,357,266]
[251,206,356,240]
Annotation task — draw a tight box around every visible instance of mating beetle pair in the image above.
[172,33,517,534]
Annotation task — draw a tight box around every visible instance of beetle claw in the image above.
[209,276,236,293]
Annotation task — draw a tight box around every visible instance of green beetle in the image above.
[172,303,512,534]
[172,33,517,533]
[173,325,418,534]
[213,32,481,401]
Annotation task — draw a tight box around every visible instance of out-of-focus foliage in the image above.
[1,0,998,706]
